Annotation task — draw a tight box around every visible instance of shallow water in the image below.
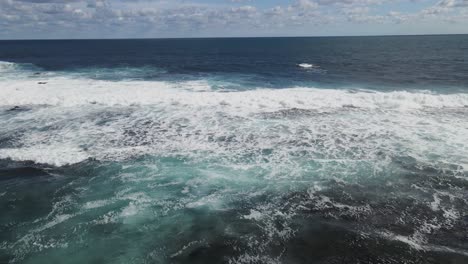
[0,36,467,263]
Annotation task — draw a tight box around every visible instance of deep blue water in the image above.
[1,35,468,91]
[0,36,467,264]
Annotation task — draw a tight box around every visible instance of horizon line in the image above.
[0,33,467,41]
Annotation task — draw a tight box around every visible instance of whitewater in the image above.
[0,58,467,264]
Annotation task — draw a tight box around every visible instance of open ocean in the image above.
[0,36,467,263]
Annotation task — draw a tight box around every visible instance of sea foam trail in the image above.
[0,78,468,111]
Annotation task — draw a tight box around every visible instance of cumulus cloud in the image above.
[438,0,468,7]
[0,0,467,39]
[294,0,319,9]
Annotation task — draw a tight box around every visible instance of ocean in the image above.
[0,36,467,263]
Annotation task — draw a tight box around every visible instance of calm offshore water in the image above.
[0,36,467,263]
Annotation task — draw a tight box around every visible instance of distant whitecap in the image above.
[298,63,315,69]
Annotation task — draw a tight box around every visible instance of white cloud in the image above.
[0,0,467,39]
[294,0,319,9]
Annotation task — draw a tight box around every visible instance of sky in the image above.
[0,0,467,39]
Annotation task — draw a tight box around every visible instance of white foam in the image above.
[298,63,314,68]
[430,193,441,211]
[120,202,139,217]
[2,73,466,262]
[0,61,40,78]
[34,214,74,233]
[0,75,467,176]
[0,145,89,166]
[0,77,467,111]
[380,231,426,250]
[0,61,18,72]
[170,240,205,258]
[243,209,264,220]
[83,199,113,210]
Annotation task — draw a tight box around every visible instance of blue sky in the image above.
[0,0,467,39]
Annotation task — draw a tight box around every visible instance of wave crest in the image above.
[0,78,467,111]
[0,61,20,72]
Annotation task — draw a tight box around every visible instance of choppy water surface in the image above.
[0,36,467,263]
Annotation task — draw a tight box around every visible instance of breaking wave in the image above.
[1,60,467,263]
[1,78,468,110]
